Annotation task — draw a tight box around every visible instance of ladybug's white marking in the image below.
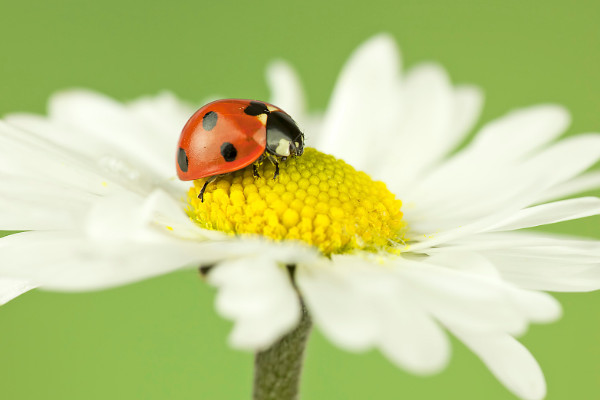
[257,114,268,125]
[275,138,292,156]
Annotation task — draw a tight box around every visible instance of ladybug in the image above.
[176,99,304,201]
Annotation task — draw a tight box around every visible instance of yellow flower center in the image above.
[186,148,405,255]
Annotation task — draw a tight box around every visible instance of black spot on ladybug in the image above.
[177,147,189,172]
[220,142,237,162]
[202,111,218,131]
[244,101,270,116]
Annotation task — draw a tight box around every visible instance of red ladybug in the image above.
[176,99,304,201]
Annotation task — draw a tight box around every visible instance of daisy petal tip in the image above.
[208,258,303,351]
[265,59,305,117]
[227,324,269,351]
[226,305,302,352]
[515,378,547,400]
[457,332,547,400]
[47,88,122,124]
[361,32,396,47]
[49,88,106,107]
[382,341,451,376]
[532,103,571,129]
[353,33,400,64]
[456,84,485,106]
[227,323,276,352]
[409,62,449,78]
[266,59,293,76]
[0,278,36,305]
[531,294,563,324]
[512,103,571,133]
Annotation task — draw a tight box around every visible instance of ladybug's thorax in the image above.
[265,111,304,158]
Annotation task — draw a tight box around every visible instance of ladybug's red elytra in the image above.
[176,99,305,201]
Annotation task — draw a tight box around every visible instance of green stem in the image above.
[253,307,312,400]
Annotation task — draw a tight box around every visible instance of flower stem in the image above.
[253,307,312,400]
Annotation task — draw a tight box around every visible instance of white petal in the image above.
[413,130,600,226]
[0,231,203,290]
[485,251,600,292]
[48,90,176,185]
[0,277,36,305]
[404,170,540,234]
[316,34,402,171]
[389,84,482,192]
[508,289,562,324]
[82,187,320,263]
[538,171,600,203]
[519,133,600,200]
[439,232,600,292]
[0,118,176,202]
[377,298,450,374]
[403,106,572,231]
[140,189,226,241]
[83,188,221,242]
[405,194,600,252]
[297,259,380,350]
[412,252,562,325]
[84,191,151,242]
[379,63,454,189]
[468,105,569,162]
[539,170,600,202]
[405,205,532,253]
[127,91,195,139]
[264,61,326,149]
[431,231,600,252]
[448,85,484,149]
[408,105,569,197]
[424,250,501,278]
[451,331,546,400]
[0,173,92,230]
[298,257,450,374]
[0,121,120,195]
[398,260,529,335]
[266,61,306,124]
[208,257,301,351]
[6,113,104,157]
[0,225,317,292]
[6,103,186,200]
[488,197,600,232]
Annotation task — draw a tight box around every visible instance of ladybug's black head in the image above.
[265,111,304,158]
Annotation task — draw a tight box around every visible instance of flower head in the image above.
[187,148,405,255]
[1,34,600,400]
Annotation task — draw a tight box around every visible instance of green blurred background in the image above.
[0,0,599,399]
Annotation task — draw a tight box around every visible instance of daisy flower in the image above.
[1,34,600,400]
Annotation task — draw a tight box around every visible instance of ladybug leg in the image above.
[266,155,280,180]
[198,181,210,203]
[198,176,217,203]
[253,163,260,178]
